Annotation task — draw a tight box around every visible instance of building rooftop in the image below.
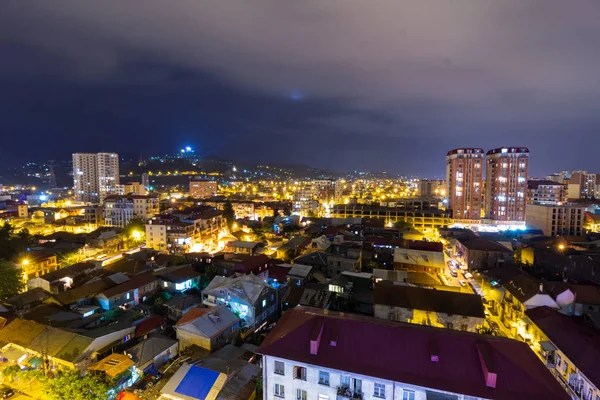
[374,282,485,318]
[258,307,568,400]
[100,271,157,299]
[458,236,513,252]
[204,274,271,306]
[127,335,178,369]
[88,353,135,378]
[526,306,600,388]
[155,265,201,283]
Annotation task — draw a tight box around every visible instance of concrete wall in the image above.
[374,304,483,333]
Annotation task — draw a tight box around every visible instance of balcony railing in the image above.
[337,386,363,400]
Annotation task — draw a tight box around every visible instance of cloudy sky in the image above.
[2,1,600,176]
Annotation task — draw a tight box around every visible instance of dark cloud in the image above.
[2,1,600,175]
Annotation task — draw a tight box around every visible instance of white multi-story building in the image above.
[258,307,567,400]
[103,195,159,228]
[73,152,119,204]
[526,203,590,237]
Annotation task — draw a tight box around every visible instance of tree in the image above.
[223,201,235,230]
[0,222,34,261]
[282,206,292,216]
[394,220,413,230]
[0,259,25,300]
[123,218,146,245]
[43,369,112,400]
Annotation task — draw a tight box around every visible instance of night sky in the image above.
[2,1,600,177]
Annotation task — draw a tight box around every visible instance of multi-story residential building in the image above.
[96,272,159,310]
[446,148,484,219]
[145,207,225,254]
[103,195,159,228]
[525,306,600,400]
[120,182,146,196]
[202,274,277,329]
[415,179,445,198]
[374,282,485,332]
[527,180,567,205]
[258,307,568,400]
[21,252,58,280]
[73,152,119,203]
[189,180,218,199]
[485,147,529,221]
[567,171,600,200]
[393,243,447,274]
[526,203,589,236]
[331,202,451,231]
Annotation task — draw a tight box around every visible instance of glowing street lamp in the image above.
[22,259,29,266]
[132,230,142,241]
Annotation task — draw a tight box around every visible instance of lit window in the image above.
[163,281,168,288]
[293,366,307,381]
[262,299,267,308]
[126,292,130,300]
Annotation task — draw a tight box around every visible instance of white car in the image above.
[459,280,467,287]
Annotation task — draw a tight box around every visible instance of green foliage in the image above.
[394,220,413,230]
[255,375,263,398]
[171,255,187,265]
[0,222,34,261]
[42,369,112,400]
[2,364,21,382]
[0,259,26,300]
[123,218,146,244]
[130,311,145,321]
[101,308,123,322]
[477,326,496,336]
[223,201,235,230]
[58,251,84,267]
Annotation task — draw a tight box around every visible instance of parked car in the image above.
[459,280,467,287]
[0,386,14,399]
[450,270,458,278]
[463,271,473,279]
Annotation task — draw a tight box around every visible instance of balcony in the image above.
[337,386,363,400]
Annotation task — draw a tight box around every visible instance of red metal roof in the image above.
[258,307,568,400]
[134,315,165,338]
[175,307,213,326]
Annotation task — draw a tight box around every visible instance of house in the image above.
[277,236,311,260]
[232,254,272,279]
[88,353,138,392]
[227,241,261,255]
[156,265,201,292]
[126,335,179,375]
[202,274,277,329]
[393,246,446,274]
[525,306,600,400]
[160,344,260,400]
[456,236,513,270]
[308,235,331,252]
[96,272,159,310]
[258,307,568,400]
[327,272,374,315]
[294,252,328,272]
[542,281,600,316]
[21,251,58,280]
[175,305,240,352]
[5,288,51,312]
[52,279,113,310]
[163,295,204,322]
[374,282,485,332]
[282,283,335,312]
[286,264,315,286]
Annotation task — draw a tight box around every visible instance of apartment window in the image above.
[274,360,285,376]
[163,281,168,288]
[403,389,415,400]
[126,292,130,300]
[293,366,307,381]
[296,389,307,400]
[374,383,386,398]
[319,371,330,386]
[274,383,285,398]
[340,375,350,387]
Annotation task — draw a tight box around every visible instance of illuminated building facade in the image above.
[189,180,218,199]
[485,147,529,221]
[446,148,484,219]
[73,152,120,204]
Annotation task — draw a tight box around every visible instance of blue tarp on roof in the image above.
[175,365,219,399]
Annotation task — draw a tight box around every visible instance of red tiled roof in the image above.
[100,272,157,299]
[526,306,600,388]
[258,307,568,400]
[175,307,213,326]
[234,255,272,275]
[134,315,165,337]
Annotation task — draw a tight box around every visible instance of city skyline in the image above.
[2,1,600,175]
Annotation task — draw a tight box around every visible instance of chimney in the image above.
[329,323,338,347]
[477,342,497,388]
[428,339,439,363]
[310,321,325,355]
[539,282,544,293]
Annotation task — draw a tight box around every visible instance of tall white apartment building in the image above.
[258,307,567,400]
[73,152,119,203]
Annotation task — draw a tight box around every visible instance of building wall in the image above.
[146,224,167,251]
[374,304,484,333]
[190,181,218,199]
[485,147,529,221]
[527,183,566,205]
[463,248,512,270]
[526,204,586,236]
[73,153,100,204]
[263,355,481,400]
[446,148,484,219]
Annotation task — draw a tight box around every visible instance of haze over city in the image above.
[3,1,600,175]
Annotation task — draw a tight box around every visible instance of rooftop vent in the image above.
[310,321,325,355]
[477,342,497,388]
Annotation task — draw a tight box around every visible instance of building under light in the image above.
[446,148,484,219]
[485,147,529,221]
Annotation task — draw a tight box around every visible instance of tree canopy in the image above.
[43,369,113,400]
[0,259,25,300]
[123,218,146,244]
[223,201,235,230]
[0,222,34,261]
